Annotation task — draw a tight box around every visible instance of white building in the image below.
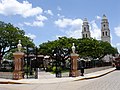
[81,14,112,62]
[101,14,111,43]
[81,14,111,44]
[81,18,91,38]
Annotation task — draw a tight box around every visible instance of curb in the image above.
[0,81,26,84]
[0,68,116,84]
[75,69,116,81]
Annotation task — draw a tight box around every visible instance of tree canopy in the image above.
[38,37,118,59]
[0,21,35,60]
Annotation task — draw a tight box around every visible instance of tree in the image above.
[77,38,103,59]
[38,37,76,55]
[99,41,118,59]
[0,21,34,60]
[38,37,118,60]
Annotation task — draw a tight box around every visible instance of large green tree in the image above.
[99,41,118,59]
[0,21,34,60]
[77,38,103,59]
[77,38,118,59]
[38,37,118,59]
[39,37,76,55]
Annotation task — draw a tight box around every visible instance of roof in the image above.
[83,18,88,23]
[102,14,107,20]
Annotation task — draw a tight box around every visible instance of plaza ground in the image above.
[0,66,115,84]
[0,67,118,90]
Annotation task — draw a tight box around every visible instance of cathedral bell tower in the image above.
[101,14,111,43]
[82,18,91,38]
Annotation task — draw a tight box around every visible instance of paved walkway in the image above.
[0,67,116,84]
[62,66,112,77]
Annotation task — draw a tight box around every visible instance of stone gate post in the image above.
[69,43,79,77]
[13,52,24,80]
[70,53,79,77]
[13,40,24,80]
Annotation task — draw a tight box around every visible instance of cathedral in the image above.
[81,14,111,44]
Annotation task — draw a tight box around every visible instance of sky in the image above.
[0,0,120,52]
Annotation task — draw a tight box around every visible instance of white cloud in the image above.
[44,10,53,16]
[24,21,44,27]
[24,22,31,26]
[113,43,120,53]
[55,17,101,39]
[57,6,62,11]
[116,43,120,46]
[54,18,83,38]
[24,15,47,27]
[36,15,47,21]
[17,23,24,27]
[66,29,82,38]
[57,14,65,18]
[32,21,44,27]
[25,33,36,39]
[54,18,83,28]
[57,14,60,17]
[0,0,43,18]
[90,20,101,40]
[55,18,72,28]
[96,16,101,20]
[16,23,24,29]
[114,25,120,37]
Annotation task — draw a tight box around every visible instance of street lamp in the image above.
[52,47,62,78]
[35,46,38,79]
[25,45,34,78]
[0,39,3,68]
[26,45,29,79]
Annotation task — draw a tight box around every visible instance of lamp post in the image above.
[52,47,71,77]
[35,46,38,79]
[0,40,3,68]
[26,45,29,79]
[52,47,62,78]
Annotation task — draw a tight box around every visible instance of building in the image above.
[101,14,111,43]
[81,14,111,43]
[82,18,91,38]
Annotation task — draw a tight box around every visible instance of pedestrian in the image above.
[81,66,84,76]
[80,60,85,76]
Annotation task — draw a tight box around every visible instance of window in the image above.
[103,32,104,36]
[83,34,84,38]
[104,24,105,27]
[86,34,87,38]
[84,27,86,31]
[106,31,107,36]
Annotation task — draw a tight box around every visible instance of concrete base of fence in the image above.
[0,72,13,79]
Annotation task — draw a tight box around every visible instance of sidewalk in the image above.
[0,67,116,84]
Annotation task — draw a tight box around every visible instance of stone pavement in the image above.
[0,67,116,84]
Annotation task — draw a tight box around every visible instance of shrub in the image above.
[52,66,56,73]
[46,65,52,72]
[52,66,62,73]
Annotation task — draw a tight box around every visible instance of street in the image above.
[0,70,120,90]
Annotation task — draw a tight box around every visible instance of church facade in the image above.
[81,14,111,44]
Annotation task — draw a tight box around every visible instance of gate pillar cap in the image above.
[70,53,79,57]
[13,52,24,56]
